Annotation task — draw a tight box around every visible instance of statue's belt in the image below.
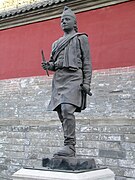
[55,66,82,71]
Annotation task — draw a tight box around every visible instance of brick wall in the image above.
[0,66,135,180]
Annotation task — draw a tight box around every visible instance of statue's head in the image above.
[61,6,78,32]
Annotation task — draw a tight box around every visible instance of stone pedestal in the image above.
[12,168,115,180]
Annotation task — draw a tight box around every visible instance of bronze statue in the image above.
[42,6,92,157]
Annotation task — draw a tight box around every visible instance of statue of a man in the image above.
[42,6,92,157]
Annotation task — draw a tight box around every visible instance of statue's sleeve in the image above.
[49,41,57,62]
[79,35,92,85]
[48,42,57,71]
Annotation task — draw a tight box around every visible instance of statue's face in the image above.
[61,15,75,32]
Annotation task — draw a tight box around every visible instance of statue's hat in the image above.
[61,6,76,19]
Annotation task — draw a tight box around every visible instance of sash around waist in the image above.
[54,66,82,71]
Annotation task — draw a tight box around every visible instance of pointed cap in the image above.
[61,6,76,19]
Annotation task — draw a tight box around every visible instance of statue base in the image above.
[12,157,115,179]
[42,156,96,171]
[12,168,115,180]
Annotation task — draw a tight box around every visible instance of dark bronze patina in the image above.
[42,6,92,158]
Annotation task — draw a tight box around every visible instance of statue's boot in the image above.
[54,145,75,157]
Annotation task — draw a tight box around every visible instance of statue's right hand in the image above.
[41,62,48,70]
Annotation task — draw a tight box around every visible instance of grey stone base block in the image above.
[12,168,115,180]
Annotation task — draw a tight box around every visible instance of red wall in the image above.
[0,1,135,80]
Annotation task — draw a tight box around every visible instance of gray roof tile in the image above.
[0,0,68,19]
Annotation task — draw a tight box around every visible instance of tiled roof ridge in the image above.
[0,0,68,19]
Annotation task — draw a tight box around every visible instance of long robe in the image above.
[47,33,92,112]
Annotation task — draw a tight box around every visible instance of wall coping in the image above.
[0,0,130,30]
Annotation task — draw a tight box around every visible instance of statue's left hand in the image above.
[82,83,90,92]
[80,83,92,96]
